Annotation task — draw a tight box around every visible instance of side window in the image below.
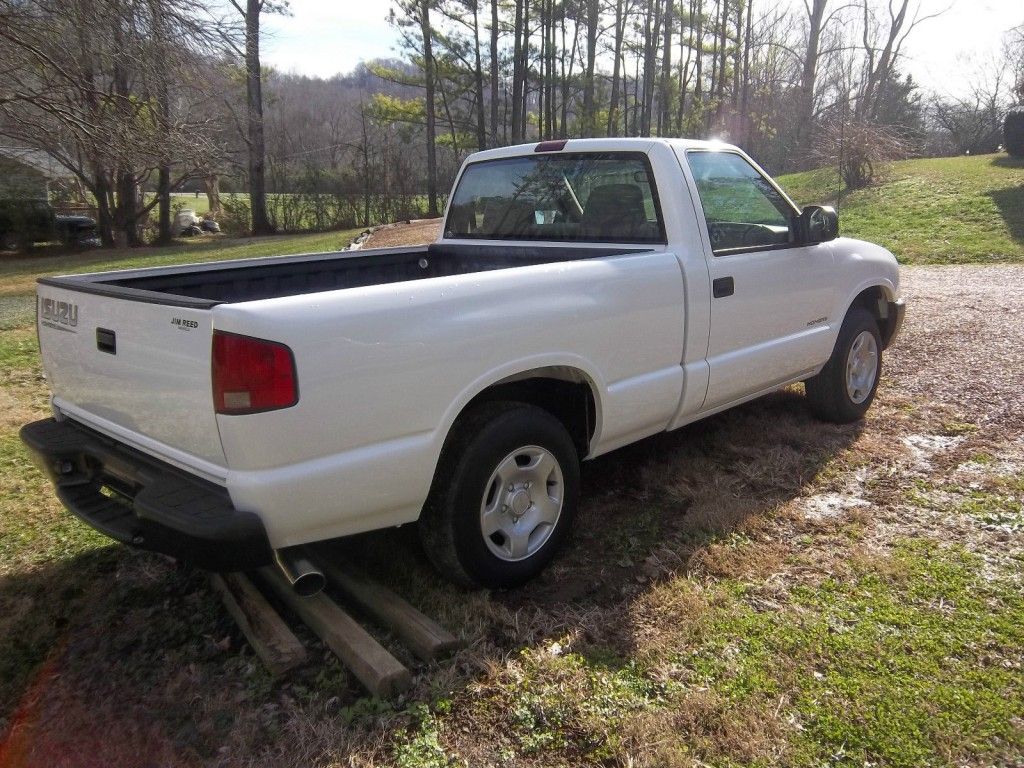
[686,151,794,253]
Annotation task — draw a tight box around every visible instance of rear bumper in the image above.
[882,297,906,349]
[20,418,272,571]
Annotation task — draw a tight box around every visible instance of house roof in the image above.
[0,146,74,179]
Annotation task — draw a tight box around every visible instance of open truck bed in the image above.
[39,243,645,306]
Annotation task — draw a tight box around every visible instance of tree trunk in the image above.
[521,0,530,140]
[538,2,546,139]
[511,0,525,143]
[641,0,663,136]
[659,0,673,135]
[716,0,728,104]
[694,0,704,117]
[157,166,171,244]
[676,0,695,134]
[559,8,576,137]
[116,169,141,246]
[245,0,273,235]
[489,0,499,146]
[472,0,487,150]
[204,174,222,217]
[420,0,439,217]
[607,0,624,136]
[732,0,742,107]
[740,0,752,142]
[94,171,114,247]
[582,0,599,136]
[152,0,172,245]
[547,0,556,138]
[796,0,827,151]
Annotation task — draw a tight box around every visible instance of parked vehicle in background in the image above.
[0,198,98,251]
[22,138,905,592]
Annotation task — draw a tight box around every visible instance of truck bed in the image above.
[41,243,648,306]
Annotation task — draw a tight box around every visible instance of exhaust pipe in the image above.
[273,547,326,597]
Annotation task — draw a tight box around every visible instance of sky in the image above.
[262,0,1021,100]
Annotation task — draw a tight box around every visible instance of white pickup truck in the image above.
[22,138,904,591]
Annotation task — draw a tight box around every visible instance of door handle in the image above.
[712,276,734,298]
[96,327,116,354]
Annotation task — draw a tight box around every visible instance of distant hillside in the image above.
[776,154,1024,264]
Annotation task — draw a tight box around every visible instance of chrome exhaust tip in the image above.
[273,548,325,597]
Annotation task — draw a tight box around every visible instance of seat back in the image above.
[580,183,646,239]
[480,199,537,237]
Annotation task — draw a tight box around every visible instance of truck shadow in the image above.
[987,185,1024,244]
[339,386,864,647]
[0,389,863,764]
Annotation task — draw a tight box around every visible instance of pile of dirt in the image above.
[358,219,442,249]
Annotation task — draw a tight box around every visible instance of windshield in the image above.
[444,152,665,243]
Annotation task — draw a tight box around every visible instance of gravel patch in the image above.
[889,264,1024,430]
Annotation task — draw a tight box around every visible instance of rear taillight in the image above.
[212,331,298,415]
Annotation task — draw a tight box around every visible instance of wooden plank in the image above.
[210,572,307,677]
[316,558,460,662]
[257,567,412,697]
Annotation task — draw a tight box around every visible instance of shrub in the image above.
[1006,106,1024,157]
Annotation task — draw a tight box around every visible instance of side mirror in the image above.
[796,205,839,244]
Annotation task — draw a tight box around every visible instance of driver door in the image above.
[684,150,836,412]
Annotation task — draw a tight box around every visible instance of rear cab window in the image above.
[444,152,666,243]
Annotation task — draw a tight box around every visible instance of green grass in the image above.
[776,153,1024,264]
[694,540,1024,766]
[411,539,1024,767]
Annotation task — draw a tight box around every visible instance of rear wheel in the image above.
[419,402,580,589]
[805,307,882,423]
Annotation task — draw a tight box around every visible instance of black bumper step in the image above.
[20,418,272,571]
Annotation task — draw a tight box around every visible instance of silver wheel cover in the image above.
[846,330,879,405]
[479,445,564,562]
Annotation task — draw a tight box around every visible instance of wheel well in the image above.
[461,370,597,458]
[850,285,898,348]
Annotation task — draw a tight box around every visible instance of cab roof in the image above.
[463,136,739,164]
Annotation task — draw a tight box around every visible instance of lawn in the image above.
[776,153,1024,264]
[1,161,1023,766]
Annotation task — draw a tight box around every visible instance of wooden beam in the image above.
[257,567,412,697]
[210,572,306,677]
[316,559,460,662]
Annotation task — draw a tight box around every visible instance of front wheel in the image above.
[805,307,882,423]
[419,402,580,589]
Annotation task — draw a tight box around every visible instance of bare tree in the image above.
[856,0,942,122]
[931,54,1014,155]
[1007,22,1024,102]
[224,0,288,235]
[0,0,231,246]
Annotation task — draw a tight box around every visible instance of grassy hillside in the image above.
[777,154,1024,264]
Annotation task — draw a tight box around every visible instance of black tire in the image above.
[805,307,882,423]
[419,401,580,589]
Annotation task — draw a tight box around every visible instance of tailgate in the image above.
[37,284,226,469]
